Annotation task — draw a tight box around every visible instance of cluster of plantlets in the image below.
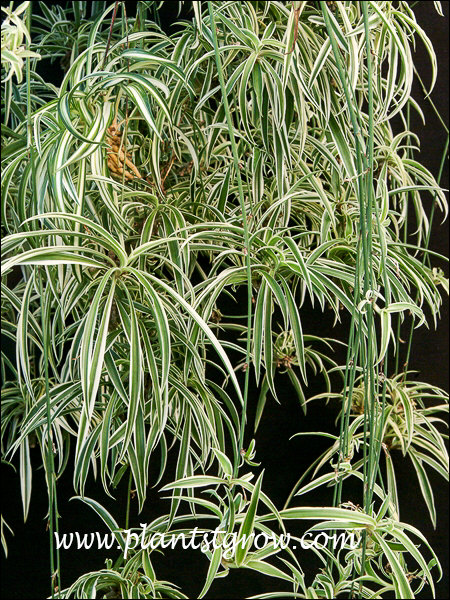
[1,1,448,598]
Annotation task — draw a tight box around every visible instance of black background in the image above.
[1,1,448,599]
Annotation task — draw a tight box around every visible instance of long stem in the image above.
[26,2,60,595]
[414,68,449,135]
[102,0,120,69]
[40,273,60,598]
[320,0,372,501]
[359,6,379,590]
[208,2,253,478]
[361,0,377,515]
[321,2,379,584]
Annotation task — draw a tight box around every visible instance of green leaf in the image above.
[235,471,264,566]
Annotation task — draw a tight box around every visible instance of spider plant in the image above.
[1,1,448,598]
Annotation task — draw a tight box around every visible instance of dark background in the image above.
[1,1,448,599]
